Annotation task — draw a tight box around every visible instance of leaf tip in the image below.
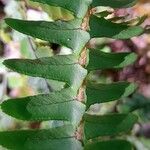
[5,18,13,26]
[3,59,12,69]
[0,101,10,118]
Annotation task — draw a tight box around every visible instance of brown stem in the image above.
[76,9,91,142]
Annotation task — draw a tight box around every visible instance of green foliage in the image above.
[89,16,144,39]
[86,82,137,108]
[87,49,137,70]
[118,93,150,113]
[5,19,90,54]
[3,55,87,90]
[0,125,82,150]
[91,0,137,8]
[1,88,85,125]
[84,113,137,139]
[0,0,146,149]
[31,0,92,18]
[84,140,133,150]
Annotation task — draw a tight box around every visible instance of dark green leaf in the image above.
[95,10,112,18]
[87,49,137,71]
[3,55,87,90]
[92,0,137,8]
[84,113,137,140]
[89,15,144,39]
[5,18,90,54]
[31,0,92,18]
[0,125,82,150]
[1,88,85,125]
[84,140,133,150]
[86,82,137,108]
